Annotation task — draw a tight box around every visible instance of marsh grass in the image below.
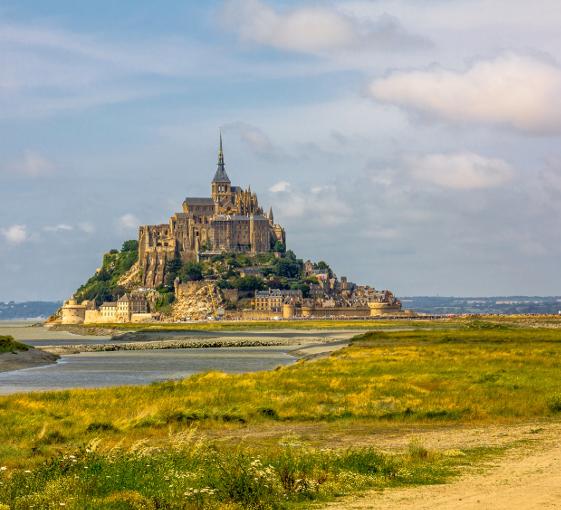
[0,336,29,353]
[1,323,561,507]
[2,326,561,467]
[78,315,561,332]
[83,318,452,332]
[0,436,500,509]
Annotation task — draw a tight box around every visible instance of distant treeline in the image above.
[401,296,561,315]
[0,301,62,320]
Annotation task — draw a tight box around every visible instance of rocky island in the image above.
[53,136,405,325]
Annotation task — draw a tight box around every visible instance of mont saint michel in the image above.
[57,135,403,325]
[2,2,558,508]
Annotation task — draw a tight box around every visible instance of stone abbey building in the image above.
[138,135,286,287]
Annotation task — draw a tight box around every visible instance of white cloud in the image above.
[220,0,429,55]
[269,180,290,193]
[408,152,513,190]
[8,151,55,177]
[0,22,232,119]
[118,213,140,230]
[222,121,283,159]
[369,54,561,134]
[275,184,352,226]
[1,225,28,245]
[43,224,73,232]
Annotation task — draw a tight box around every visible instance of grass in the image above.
[69,314,561,333]
[81,317,463,332]
[1,322,561,507]
[0,335,29,353]
[0,435,500,509]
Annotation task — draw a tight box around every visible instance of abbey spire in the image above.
[212,132,231,183]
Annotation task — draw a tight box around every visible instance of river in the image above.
[0,321,352,394]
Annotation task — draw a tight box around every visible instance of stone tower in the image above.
[211,133,232,210]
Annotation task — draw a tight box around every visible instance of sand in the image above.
[323,422,561,510]
[0,349,59,372]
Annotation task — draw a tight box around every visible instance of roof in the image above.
[212,214,269,222]
[183,197,214,206]
[100,302,117,308]
[255,289,303,297]
[213,133,231,183]
[213,165,230,183]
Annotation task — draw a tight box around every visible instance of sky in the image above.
[1,0,561,301]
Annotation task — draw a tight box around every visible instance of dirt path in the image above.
[324,423,561,509]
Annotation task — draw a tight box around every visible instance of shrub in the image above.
[180,262,204,282]
[0,335,29,353]
[86,422,118,432]
[547,394,561,413]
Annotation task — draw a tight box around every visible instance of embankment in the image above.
[0,349,59,372]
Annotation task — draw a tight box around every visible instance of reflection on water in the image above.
[0,347,295,394]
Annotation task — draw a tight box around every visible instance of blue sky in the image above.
[1,0,561,301]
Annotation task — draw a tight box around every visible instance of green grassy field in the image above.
[1,321,561,508]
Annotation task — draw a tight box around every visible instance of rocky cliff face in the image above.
[117,262,142,290]
[170,281,224,321]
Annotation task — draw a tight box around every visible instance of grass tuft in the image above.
[0,335,29,353]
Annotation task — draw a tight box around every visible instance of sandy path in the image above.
[325,423,561,510]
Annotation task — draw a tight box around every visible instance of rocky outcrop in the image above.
[170,281,224,321]
[117,262,142,290]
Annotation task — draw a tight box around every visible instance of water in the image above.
[0,346,295,394]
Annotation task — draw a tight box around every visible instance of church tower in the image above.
[211,133,232,210]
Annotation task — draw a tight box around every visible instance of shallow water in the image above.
[0,346,295,394]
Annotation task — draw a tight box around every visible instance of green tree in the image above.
[273,240,286,253]
[233,275,264,292]
[273,259,301,279]
[164,257,182,287]
[290,282,310,298]
[314,260,333,277]
[121,240,138,253]
[180,262,203,282]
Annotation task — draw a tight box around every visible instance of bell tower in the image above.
[211,132,232,210]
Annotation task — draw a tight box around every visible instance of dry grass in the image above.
[2,323,561,468]
[2,321,560,508]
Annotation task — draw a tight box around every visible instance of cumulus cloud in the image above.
[273,184,352,226]
[43,224,73,232]
[269,180,290,193]
[220,0,429,55]
[1,224,28,245]
[221,122,284,160]
[369,54,561,134]
[118,213,140,230]
[408,152,513,190]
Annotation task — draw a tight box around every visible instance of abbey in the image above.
[138,135,286,287]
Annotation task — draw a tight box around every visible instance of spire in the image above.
[218,131,224,167]
[268,206,274,223]
[213,131,231,184]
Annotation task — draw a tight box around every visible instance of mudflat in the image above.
[0,348,58,372]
